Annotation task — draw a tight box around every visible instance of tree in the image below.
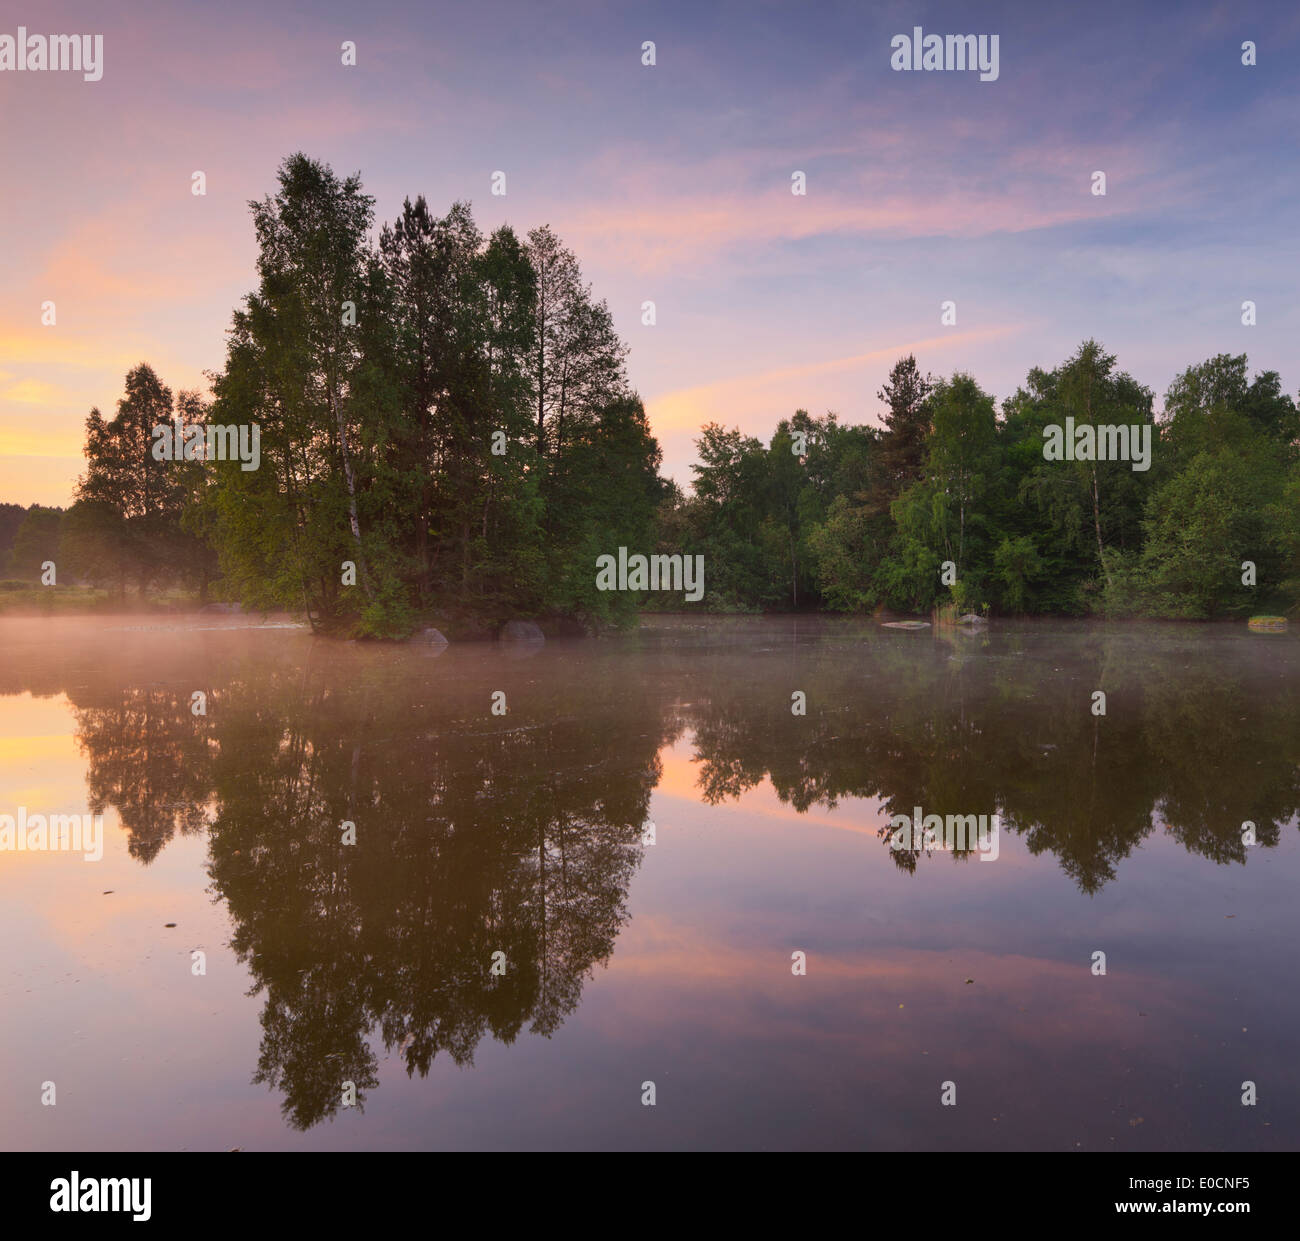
[682,423,771,607]
[1011,341,1153,600]
[1133,444,1284,618]
[807,495,877,611]
[0,502,26,574]
[1161,353,1298,462]
[206,154,387,628]
[873,355,933,509]
[544,394,665,623]
[525,225,628,462]
[68,363,197,595]
[993,534,1045,614]
[925,373,1000,580]
[7,506,64,581]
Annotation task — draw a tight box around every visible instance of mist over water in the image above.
[1,614,1297,1150]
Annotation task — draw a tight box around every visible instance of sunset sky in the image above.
[1,0,1297,506]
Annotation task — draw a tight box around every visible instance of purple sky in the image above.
[2,0,1297,505]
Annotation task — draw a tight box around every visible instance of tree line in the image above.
[13,152,1298,626]
[659,344,1300,618]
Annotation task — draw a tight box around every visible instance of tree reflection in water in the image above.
[14,618,1296,1128]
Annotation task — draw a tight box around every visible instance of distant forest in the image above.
[7,154,1298,633]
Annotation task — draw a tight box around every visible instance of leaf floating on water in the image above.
[164,922,177,928]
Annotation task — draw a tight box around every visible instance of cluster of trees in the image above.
[202,154,662,635]
[67,364,215,597]
[662,344,1300,618]
[48,154,664,633]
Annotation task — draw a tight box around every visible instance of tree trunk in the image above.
[1092,466,1109,586]
[536,315,547,455]
[329,386,371,598]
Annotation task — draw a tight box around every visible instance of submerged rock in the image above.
[410,626,449,646]
[882,620,930,630]
[957,613,988,626]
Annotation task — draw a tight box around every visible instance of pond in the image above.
[0,614,1295,1150]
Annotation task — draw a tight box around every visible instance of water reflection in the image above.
[203,662,671,1128]
[2,616,1296,1133]
[686,624,1299,891]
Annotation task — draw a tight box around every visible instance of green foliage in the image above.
[806,496,878,612]
[188,154,659,637]
[44,164,1300,632]
[655,342,1298,621]
[542,395,664,624]
[993,534,1046,614]
[65,365,209,596]
[1132,444,1287,618]
[0,502,26,572]
[357,575,418,639]
[7,506,64,580]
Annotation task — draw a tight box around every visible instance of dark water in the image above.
[1,614,1297,1150]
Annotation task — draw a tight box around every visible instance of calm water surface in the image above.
[1,614,1297,1150]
